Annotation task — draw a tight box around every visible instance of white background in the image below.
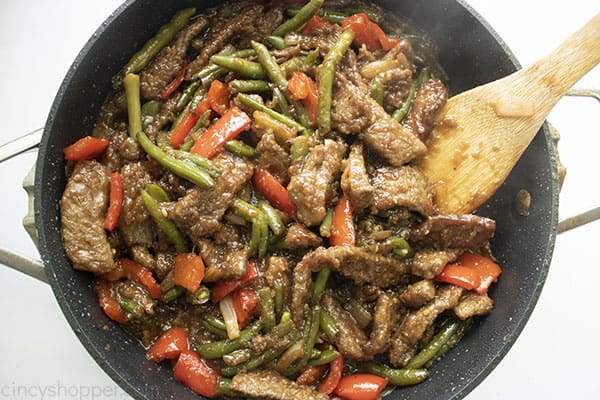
[1,1,599,399]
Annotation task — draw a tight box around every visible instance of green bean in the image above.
[273,0,324,37]
[257,201,285,237]
[287,95,312,130]
[272,87,292,118]
[123,74,143,139]
[317,29,355,135]
[392,68,430,122]
[252,41,288,89]
[140,189,189,253]
[191,109,212,133]
[257,213,269,260]
[201,68,228,88]
[384,236,414,259]
[141,100,162,128]
[160,285,185,303]
[145,183,170,202]
[285,6,378,24]
[210,55,267,80]
[201,319,229,339]
[290,135,310,161]
[156,133,220,176]
[311,268,330,304]
[319,208,333,237]
[175,81,202,113]
[249,218,261,258]
[196,323,260,359]
[186,285,210,305]
[406,320,460,369]
[370,78,384,105]
[204,314,227,331]
[215,378,239,398]
[119,299,139,314]
[180,138,194,152]
[223,349,252,366]
[258,287,276,332]
[225,140,256,158]
[229,79,271,93]
[305,48,320,66]
[137,131,215,188]
[432,319,472,362]
[362,363,429,386]
[280,57,306,78]
[284,306,321,375]
[237,93,309,135]
[231,199,261,222]
[319,309,339,342]
[274,284,284,315]
[308,349,340,366]
[265,35,286,50]
[123,8,196,74]
[346,299,372,329]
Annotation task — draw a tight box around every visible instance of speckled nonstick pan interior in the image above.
[34,0,559,399]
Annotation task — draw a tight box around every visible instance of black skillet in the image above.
[32,0,558,399]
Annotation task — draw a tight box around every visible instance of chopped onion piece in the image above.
[219,295,240,340]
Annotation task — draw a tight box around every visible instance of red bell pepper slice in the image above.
[173,253,206,293]
[457,252,502,294]
[231,288,260,328]
[190,106,251,159]
[288,72,319,126]
[252,168,298,216]
[333,373,388,400]
[296,365,328,386]
[301,15,331,35]
[147,326,189,362]
[195,97,212,116]
[341,13,400,51]
[160,61,188,100]
[207,80,230,116]
[169,111,198,149]
[317,355,344,394]
[329,195,355,246]
[103,172,123,231]
[173,350,220,398]
[119,258,162,299]
[436,264,480,291]
[64,136,109,161]
[211,260,258,303]
[96,281,128,324]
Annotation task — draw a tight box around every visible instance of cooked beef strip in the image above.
[290,261,312,327]
[287,139,347,227]
[155,251,175,280]
[400,279,436,308]
[186,5,263,79]
[245,5,284,44]
[119,162,155,248]
[140,17,208,100]
[454,292,494,320]
[264,256,292,310]
[169,152,254,242]
[103,128,128,172]
[256,131,290,184]
[390,284,463,366]
[144,93,181,140]
[284,224,323,250]
[322,290,370,360]
[411,248,462,279]
[197,239,249,282]
[366,292,400,356]
[230,370,329,400]
[410,215,496,249]
[93,91,127,139]
[403,78,448,140]
[130,245,156,271]
[341,143,374,212]
[332,73,427,166]
[370,165,435,216]
[61,160,115,274]
[379,39,416,111]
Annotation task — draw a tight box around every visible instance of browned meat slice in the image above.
[265,256,292,310]
[144,93,181,139]
[170,152,254,241]
[256,131,290,184]
[287,139,347,226]
[403,78,448,140]
[155,251,175,280]
[115,279,155,318]
[410,215,496,249]
[390,285,463,366]
[93,91,126,139]
[131,246,155,271]
[290,261,312,326]
[341,143,373,211]
[186,5,263,79]
[197,240,249,282]
[332,74,426,166]
[246,5,284,44]
[370,165,435,216]
[119,162,155,248]
[454,292,494,320]
[140,17,208,99]
[400,280,436,308]
[61,160,115,274]
[411,249,461,279]
[285,224,323,250]
[331,78,370,134]
[378,39,416,111]
[230,370,329,400]
[322,291,369,361]
[366,293,400,356]
[103,128,142,172]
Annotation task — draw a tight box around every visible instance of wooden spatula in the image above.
[418,13,600,215]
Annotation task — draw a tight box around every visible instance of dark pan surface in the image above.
[34,1,559,399]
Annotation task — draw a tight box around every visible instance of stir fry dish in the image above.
[59,0,502,398]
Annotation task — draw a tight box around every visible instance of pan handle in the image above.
[0,128,43,163]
